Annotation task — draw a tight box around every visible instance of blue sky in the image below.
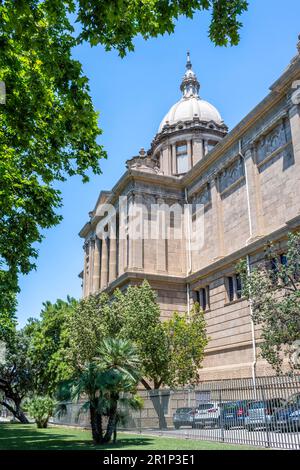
[17,0,300,326]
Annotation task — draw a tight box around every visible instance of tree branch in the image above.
[140,378,152,391]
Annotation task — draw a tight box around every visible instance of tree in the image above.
[0,1,105,316]
[68,281,208,428]
[57,338,141,444]
[164,307,208,388]
[67,292,110,371]
[120,282,208,428]
[0,0,249,316]
[27,396,56,428]
[238,232,300,373]
[24,297,78,395]
[0,330,35,423]
[120,282,208,389]
[94,338,142,443]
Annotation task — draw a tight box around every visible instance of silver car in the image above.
[173,407,196,429]
[244,398,286,431]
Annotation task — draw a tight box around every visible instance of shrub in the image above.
[27,397,56,428]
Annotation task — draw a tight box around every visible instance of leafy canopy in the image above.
[24,296,78,394]
[27,396,57,428]
[68,281,208,390]
[77,0,249,56]
[0,1,105,316]
[0,0,249,316]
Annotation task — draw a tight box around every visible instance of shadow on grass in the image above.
[0,423,155,450]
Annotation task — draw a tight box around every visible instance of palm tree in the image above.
[57,362,105,443]
[95,338,142,443]
[57,337,142,444]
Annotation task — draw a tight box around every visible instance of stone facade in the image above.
[79,45,300,382]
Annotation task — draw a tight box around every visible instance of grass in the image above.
[0,423,260,450]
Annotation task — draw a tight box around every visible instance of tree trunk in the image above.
[113,425,117,444]
[102,393,118,444]
[1,400,29,424]
[149,391,168,430]
[89,405,102,444]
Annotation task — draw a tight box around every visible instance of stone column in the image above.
[188,139,193,170]
[161,145,171,175]
[92,236,101,293]
[192,138,203,165]
[204,139,209,156]
[211,176,225,260]
[128,193,144,270]
[109,226,117,284]
[171,143,177,175]
[118,198,128,274]
[83,242,89,297]
[156,197,168,272]
[100,235,108,290]
[88,238,94,295]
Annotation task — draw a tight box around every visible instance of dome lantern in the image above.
[180,51,200,98]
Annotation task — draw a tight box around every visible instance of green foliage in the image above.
[24,297,77,395]
[27,396,56,428]
[164,304,208,388]
[238,232,300,373]
[119,281,170,389]
[77,0,249,56]
[68,281,208,390]
[0,330,35,423]
[57,337,142,444]
[0,0,105,315]
[119,281,208,389]
[67,292,110,370]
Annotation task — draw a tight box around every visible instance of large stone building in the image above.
[79,41,300,382]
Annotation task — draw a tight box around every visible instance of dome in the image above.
[158,52,223,133]
[158,96,223,133]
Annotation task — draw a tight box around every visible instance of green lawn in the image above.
[0,423,260,450]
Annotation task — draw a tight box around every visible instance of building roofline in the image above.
[79,53,300,239]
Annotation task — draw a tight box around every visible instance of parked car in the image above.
[173,407,197,429]
[220,400,254,429]
[193,402,225,428]
[271,393,300,432]
[244,398,286,430]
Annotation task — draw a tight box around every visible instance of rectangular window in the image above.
[226,274,243,303]
[176,143,188,174]
[227,276,234,302]
[197,286,210,311]
[236,274,242,299]
[176,144,187,154]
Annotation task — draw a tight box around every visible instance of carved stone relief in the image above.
[256,120,291,165]
[218,157,245,194]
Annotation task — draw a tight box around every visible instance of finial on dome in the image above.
[180,51,200,98]
[186,51,192,70]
